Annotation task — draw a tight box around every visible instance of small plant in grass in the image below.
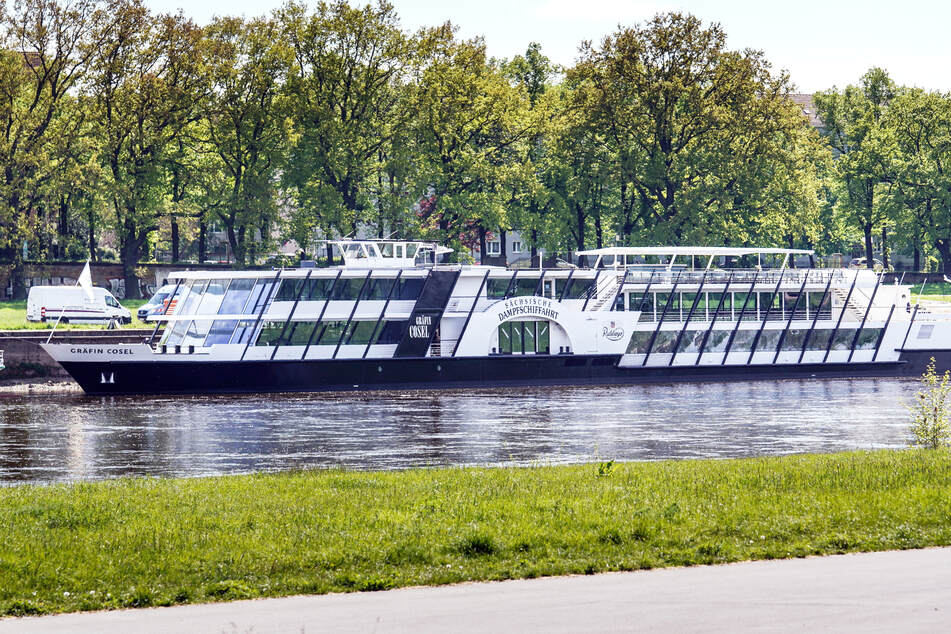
[909,357,951,449]
[596,460,615,477]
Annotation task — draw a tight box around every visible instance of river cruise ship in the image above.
[42,240,951,395]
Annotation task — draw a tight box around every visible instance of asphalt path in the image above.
[3,547,951,633]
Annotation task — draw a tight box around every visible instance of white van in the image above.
[26,286,132,324]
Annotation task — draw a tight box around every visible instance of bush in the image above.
[909,358,951,449]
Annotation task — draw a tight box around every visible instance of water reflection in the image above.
[0,378,918,484]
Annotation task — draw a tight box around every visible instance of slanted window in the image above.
[195,280,228,314]
[205,320,238,346]
[219,279,254,314]
[394,278,424,300]
[511,276,540,296]
[486,278,511,299]
[364,278,396,300]
[332,278,367,300]
[375,320,406,345]
[274,279,305,302]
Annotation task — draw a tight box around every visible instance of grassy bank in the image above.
[0,300,147,330]
[911,282,951,302]
[2,450,951,617]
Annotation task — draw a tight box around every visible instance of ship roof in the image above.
[575,246,814,257]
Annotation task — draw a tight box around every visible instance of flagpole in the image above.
[46,260,92,344]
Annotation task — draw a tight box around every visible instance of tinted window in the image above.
[395,278,424,300]
[219,279,254,314]
[332,278,366,300]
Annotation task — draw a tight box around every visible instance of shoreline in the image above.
[0,378,82,396]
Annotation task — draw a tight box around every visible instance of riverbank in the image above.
[0,378,80,395]
[1,449,950,617]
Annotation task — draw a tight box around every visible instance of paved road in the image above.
[3,548,951,633]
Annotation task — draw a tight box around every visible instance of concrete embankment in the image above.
[0,329,154,380]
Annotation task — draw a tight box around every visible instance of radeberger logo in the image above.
[602,321,624,341]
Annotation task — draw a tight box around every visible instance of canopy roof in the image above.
[575,246,814,257]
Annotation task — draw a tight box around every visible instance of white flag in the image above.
[78,260,94,301]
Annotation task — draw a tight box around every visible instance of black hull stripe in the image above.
[59,350,950,396]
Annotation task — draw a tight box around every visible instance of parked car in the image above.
[848,257,886,271]
[26,286,131,324]
[138,284,179,322]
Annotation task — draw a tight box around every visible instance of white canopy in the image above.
[575,246,814,257]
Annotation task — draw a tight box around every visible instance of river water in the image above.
[0,378,919,484]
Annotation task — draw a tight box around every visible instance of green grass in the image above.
[0,300,147,330]
[2,450,951,616]
[910,282,951,303]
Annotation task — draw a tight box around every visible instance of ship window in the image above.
[918,324,934,339]
[332,278,367,300]
[177,281,206,315]
[626,330,653,354]
[344,321,378,345]
[754,329,782,354]
[380,243,394,257]
[675,329,704,353]
[219,279,255,314]
[782,329,808,351]
[729,329,757,352]
[806,329,833,350]
[375,320,406,345]
[830,328,858,350]
[856,329,881,350]
[285,321,318,345]
[486,278,510,299]
[557,278,594,300]
[651,331,678,353]
[255,321,286,346]
[230,320,258,344]
[511,277,540,297]
[497,320,550,354]
[364,278,396,300]
[302,277,336,301]
[162,319,191,346]
[405,243,418,258]
[205,320,238,346]
[705,329,731,353]
[316,321,348,345]
[247,279,276,313]
[182,320,210,347]
[195,279,228,314]
[274,279,305,302]
[395,278,424,300]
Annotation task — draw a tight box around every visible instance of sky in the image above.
[144,0,950,93]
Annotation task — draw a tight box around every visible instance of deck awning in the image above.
[575,246,814,257]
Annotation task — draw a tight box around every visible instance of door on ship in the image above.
[498,320,550,354]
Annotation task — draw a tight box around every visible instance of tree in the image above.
[572,12,819,246]
[0,0,107,297]
[201,15,290,265]
[410,26,537,258]
[281,0,412,259]
[87,0,207,297]
[814,68,899,268]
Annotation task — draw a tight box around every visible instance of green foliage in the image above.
[909,358,951,449]
[2,452,951,616]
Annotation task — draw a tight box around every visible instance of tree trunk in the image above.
[120,234,141,300]
[198,217,206,263]
[171,217,180,262]
[881,225,888,269]
[86,210,99,262]
[500,229,507,262]
[863,223,874,270]
[594,213,603,249]
[325,241,334,266]
[530,229,538,260]
[913,243,920,272]
[478,226,487,265]
[575,203,585,251]
[935,238,951,273]
[9,256,26,300]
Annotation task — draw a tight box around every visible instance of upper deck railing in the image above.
[620,268,850,286]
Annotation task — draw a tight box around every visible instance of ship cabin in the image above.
[149,241,911,368]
